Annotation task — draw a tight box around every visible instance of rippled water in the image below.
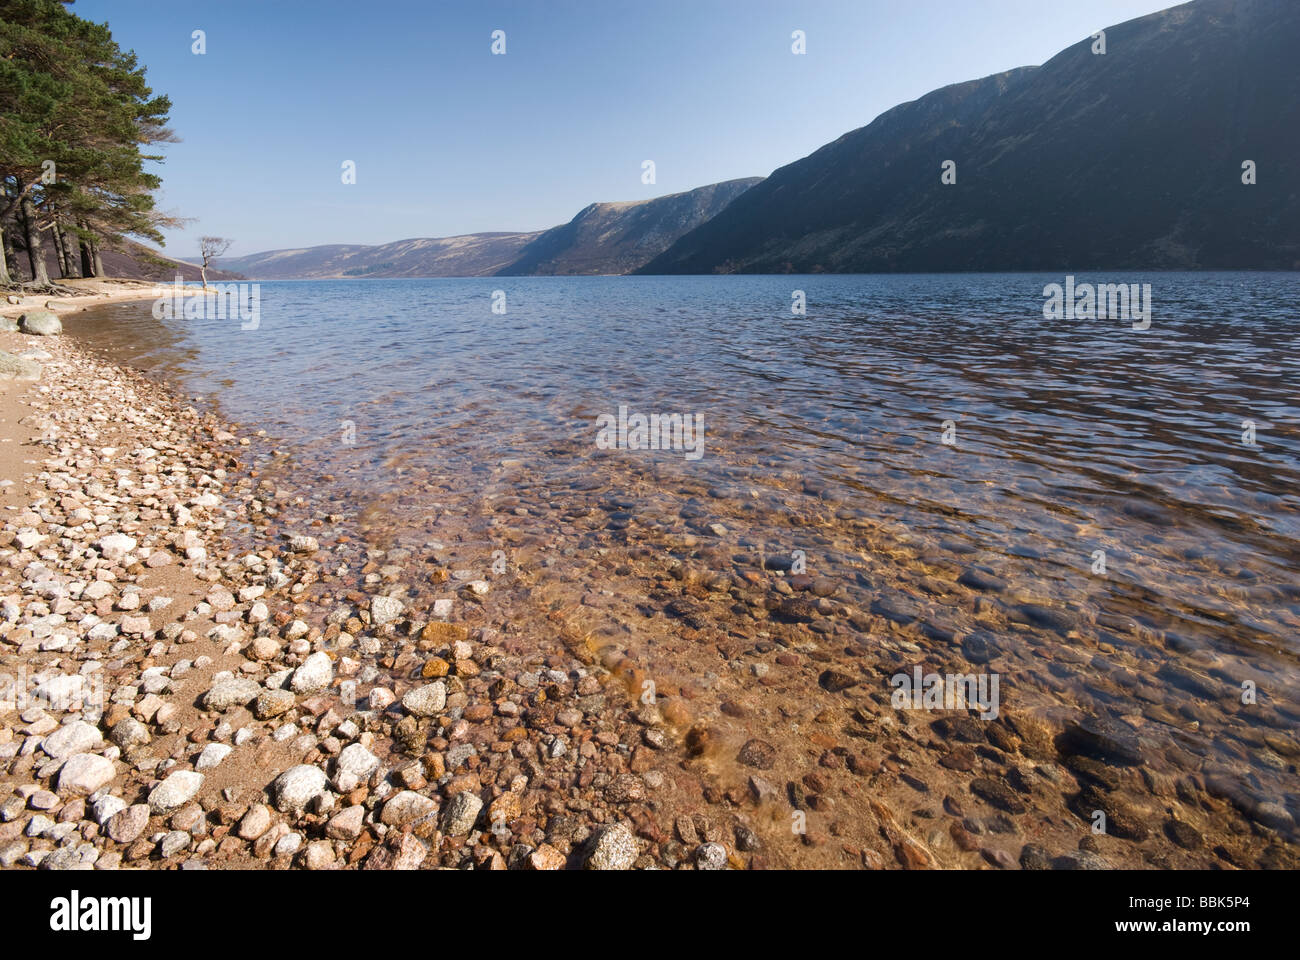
[72,273,1300,864]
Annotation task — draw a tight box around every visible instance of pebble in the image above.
[56,754,117,796]
[441,791,483,835]
[106,805,150,844]
[148,771,204,813]
[290,651,334,695]
[585,823,638,870]
[381,791,437,826]
[401,682,447,717]
[271,765,328,813]
[195,743,233,770]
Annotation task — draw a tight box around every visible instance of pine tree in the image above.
[0,0,177,286]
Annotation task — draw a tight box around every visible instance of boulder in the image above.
[19,309,61,336]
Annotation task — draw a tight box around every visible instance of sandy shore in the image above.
[0,277,195,323]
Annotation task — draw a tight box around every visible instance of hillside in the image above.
[496,178,763,276]
[210,178,762,279]
[640,0,1300,274]
[209,233,540,280]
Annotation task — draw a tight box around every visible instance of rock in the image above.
[288,535,319,553]
[275,833,303,858]
[250,636,279,660]
[41,721,103,760]
[95,533,137,560]
[818,670,858,693]
[202,676,262,712]
[254,688,295,720]
[148,771,204,813]
[303,839,334,869]
[159,831,190,858]
[0,841,28,867]
[401,682,446,717]
[290,652,334,695]
[969,778,1028,815]
[695,842,728,870]
[237,804,273,840]
[325,805,365,841]
[1060,715,1144,766]
[336,742,380,779]
[605,774,646,804]
[585,823,638,870]
[370,595,404,626]
[737,738,777,770]
[1019,843,1053,869]
[1164,819,1203,850]
[19,309,61,336]
[195,743,232,770]
[365,834,427,870]
[527,844,567,870]
[381,790,437,826]
[90,796,127,825]
[1250,801,1294,832]
[1052,850,1111,870]
[271,765,328,813]
[56,754,117,796]
[441,791,482,835]
[0,349,42,380]
[105,805,150,844]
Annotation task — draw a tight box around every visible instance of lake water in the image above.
[72,273,1300,866]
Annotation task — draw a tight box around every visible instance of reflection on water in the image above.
[72,273,1300,865]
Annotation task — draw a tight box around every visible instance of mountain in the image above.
[640,0,1300,274]
[212,178,763,279]
[496,178,763,276]
[208,233,539,280]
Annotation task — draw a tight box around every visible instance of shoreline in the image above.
[0,287,717,871]
[1,285,1295,872]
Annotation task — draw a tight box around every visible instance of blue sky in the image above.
[77,0,1173,257]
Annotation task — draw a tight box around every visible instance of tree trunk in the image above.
[200,264,208,291]
[2,217,20,282]
[19,189,50,286]
[51,218,71,278]
[0,220,10,286]
[91,239,104,278]
[79,230,95,277]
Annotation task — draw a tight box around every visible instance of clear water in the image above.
[72,273,1300,864]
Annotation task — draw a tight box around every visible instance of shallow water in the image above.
[72,273,1300,864]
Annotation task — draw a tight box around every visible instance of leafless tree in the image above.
[198,236,232,291]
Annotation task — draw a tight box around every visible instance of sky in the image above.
[76,0,1175,258]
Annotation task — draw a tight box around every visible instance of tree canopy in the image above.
[0,0,176,285]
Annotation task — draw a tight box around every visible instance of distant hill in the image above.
[640,0,1300,274]
[496,178,763,276]
[210,178,763,279]
[208,233,539,280]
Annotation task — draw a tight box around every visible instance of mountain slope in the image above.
[641,0,1300,274]
[213,178,762,279]
[209,233,540,280]
[495,177,763,276]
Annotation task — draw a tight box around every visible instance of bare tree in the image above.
[198,236,232,291]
